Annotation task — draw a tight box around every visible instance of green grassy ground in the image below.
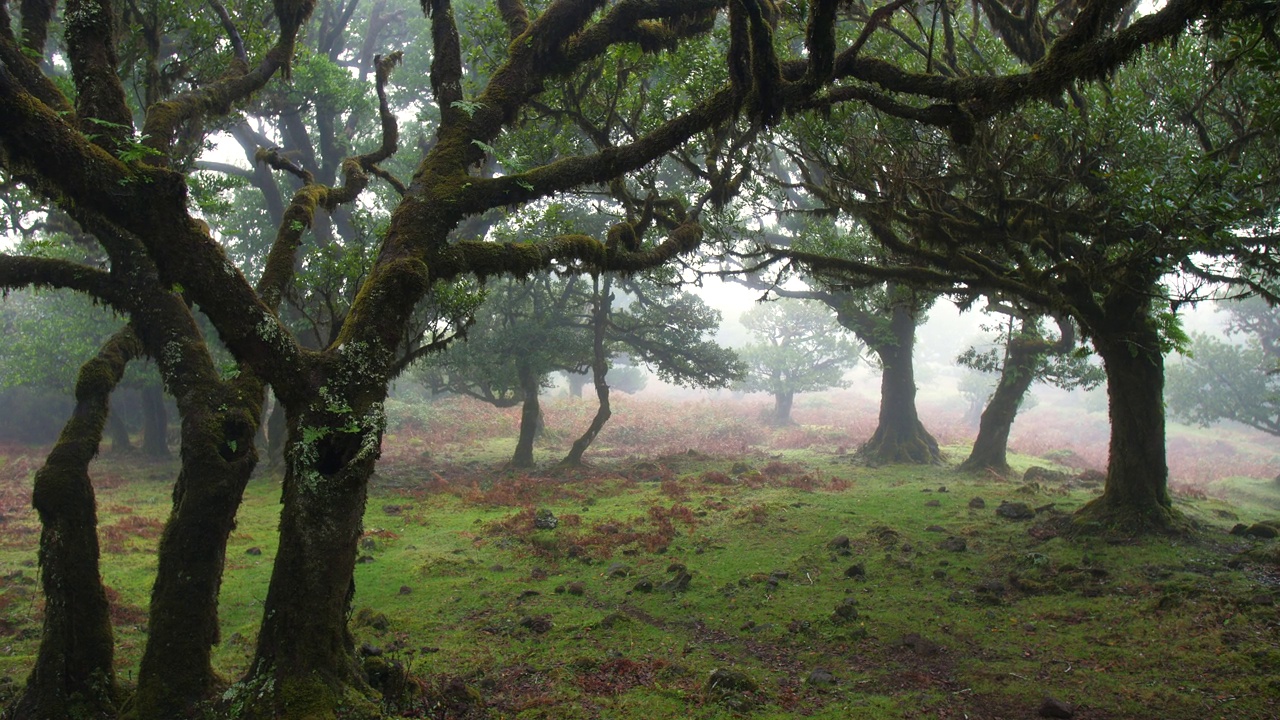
[1,394,1278,719]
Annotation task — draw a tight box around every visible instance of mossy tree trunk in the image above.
[130,383,261,719]
[140,383,169,458]
[511,361,542,469]
[858,302,940,464]
[770,389,795,426]
[1075,298,1176,533]
[11,329,140,720]
[563,278,613,466]
[239,395,385,719]
[958,337,1042,475]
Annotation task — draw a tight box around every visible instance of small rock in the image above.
[707,667,757,693]
[660,571,692,592]
[968,497,986,509]
[844,563,866,579]
[996,501,1036,520]
[519,615,552,634]
[1038,696,1075,718]
[831,597,859,622]
[1246,523,1278,539]
[534,509,558,530]
[805,668,837,686]
[901,633,940,656]
[939,537,967,552]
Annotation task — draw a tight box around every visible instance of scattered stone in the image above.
[245,547,262,556]
[939,537,967,552]
[707,668,758,693]
[831,597,859,622]
[1038,696,1075,718]
[567,582,586,596]
[519,615,552,634]
[996,501,1036,520]
[633,579,654,593]
[900,633,941,656]
[1076,469,1106,486]
[925,525,945,532]
[806,668,837,686]
[968,497,986,509]
[660,571,693,592]
[924,499,941,507]
[598,612,628,629]
[827,535,851,550]
[353,608,389,631]
[534,509,558,530]
[844,563,866,579]
[1246,523,1278,539]
[606,563,633,578]
[398,585,412,596]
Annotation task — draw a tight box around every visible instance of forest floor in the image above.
[0,392,1278,719]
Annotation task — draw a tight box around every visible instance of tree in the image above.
[1166,298,1280,437]
[0,0,1227,714]
[736,297,858,425]
[753,8,1280,532]
[956,303,1102,474]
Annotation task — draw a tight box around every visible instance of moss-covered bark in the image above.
[958,337,1041,475]
[1074,308,1182,534]
[511,361,542,469]
[562,279,613,466]
[9,329,140,720]
[857,302,940,465]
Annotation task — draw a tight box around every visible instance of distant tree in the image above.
[1166,298,1280,438]
[736,298,859,426]
[956,304,1103,474]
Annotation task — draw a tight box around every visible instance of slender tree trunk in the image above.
[858,303,940,464]
[140,384,169,458]
[10,329,140,720]
[511,362,541,469]
[770,389,795,426]
[130,387,261,719]
[563,279,612,466]
[1076,311,1177,532]
[106,397,133,454]
[959,339,1040,474]
[239,401,385,719]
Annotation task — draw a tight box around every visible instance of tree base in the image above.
[857,431,941,465]
[1070,496,1195,537]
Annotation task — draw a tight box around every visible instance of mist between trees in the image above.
[0,0,1278,717]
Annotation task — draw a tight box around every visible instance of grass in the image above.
[0,392,1279,718]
